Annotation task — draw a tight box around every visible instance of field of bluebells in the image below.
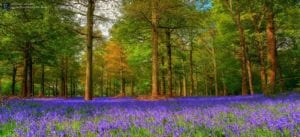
[0,94,300,137]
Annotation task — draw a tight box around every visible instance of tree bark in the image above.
[211,46,218,96]
[246,57,254,95]
[266,6,277,95]
[131,79,134,96]
[189,45,194,96]
[151,0,159,97]
[85,0,95,100]
[28,43,33,97]
[255,27,267,94]
[11,65,17,96]
[165,29,173,97]
[160,56,166,95]
[40,64,45,97]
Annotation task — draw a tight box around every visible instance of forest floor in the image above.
[0,93,299,137]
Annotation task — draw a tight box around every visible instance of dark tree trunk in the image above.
[166,29,172,97]
[85,0,95,100]
[151,0,159,97]
[121,77,126,96]
[40,64,45,97]
[22,42,29,98]
[28,43,33,97]
[160,56,166,95]
[131,80,134,96]
[11,65,17,96]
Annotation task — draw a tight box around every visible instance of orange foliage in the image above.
[104,41,130,78]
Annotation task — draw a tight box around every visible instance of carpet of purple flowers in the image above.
[0,94,300,137]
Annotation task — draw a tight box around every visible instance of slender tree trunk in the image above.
[189,46,194,96]
[28,43,33,97]
[255,28,267,94]
[60,67,65,97]
[183,77,187,97]
[246,57,254,95]
[65,57,68,97]
[165,29,173,97]
[131,80,134,96]
[266,7,277,95]
[209,77,213,96]
[278,64,285,92]
[161,56,166,95]
[0,78,2,97]
[40,64,45,97]
[222,72,227,96]
[151,0,159,97]
[22,49,28,97]
[55,79,58,97]
[211,46,218,96]
[178,79,182,96]
[121,77,126,96]
[205,78,208,96]
[11,65,17,96]
[237,19,248,96]
[85,0,95,100]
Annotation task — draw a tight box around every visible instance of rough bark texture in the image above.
[266,7,277,95]
[85,0,95,100]
[151,0,159,97]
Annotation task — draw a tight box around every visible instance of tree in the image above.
[104,41,130,96]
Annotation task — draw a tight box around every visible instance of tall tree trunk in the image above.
[85,0,95,100]
[166,29,172,97]
[255,27,267,94]
[11,65,17,96]
[40,64,45,97]
[22,49,28,97]
[151,0,159,97]
[28,43,33,97]
[64,57,68,97]
[211,46,218,96]
[161,56,166,95]
[226,0,248,95]
[246,57,254,95]
[237,17,248,96]
[60,64,65,97]
[189,45,194,96]
[266,6,277,95]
